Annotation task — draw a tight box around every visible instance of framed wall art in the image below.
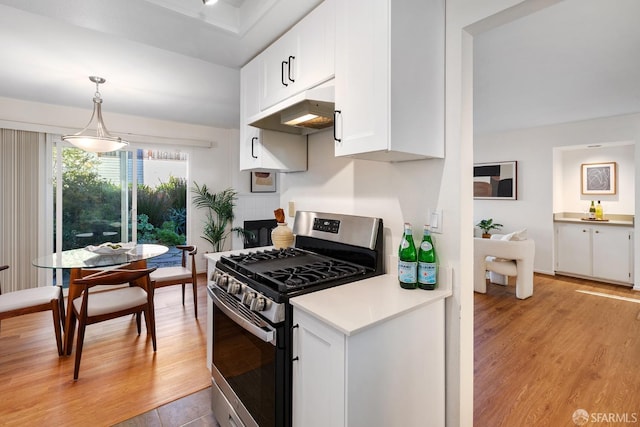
[581,162,616,195]
[473,161,517,200]
[250,171,277,193]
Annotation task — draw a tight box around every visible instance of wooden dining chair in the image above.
[149,245,199,317]
[0,264,65,356]
[70,267,157,380]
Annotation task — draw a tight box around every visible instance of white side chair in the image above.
[474,232,535,299]
[0,265,65,355]
[149,245,198,317]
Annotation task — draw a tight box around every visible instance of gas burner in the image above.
[260,260,367,291]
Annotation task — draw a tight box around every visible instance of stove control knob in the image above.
[242,292,256,306]
[217,274,229,290]
[250,296,266,312]
[228,279,242,295]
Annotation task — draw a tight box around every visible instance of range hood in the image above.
[248,82,334,135]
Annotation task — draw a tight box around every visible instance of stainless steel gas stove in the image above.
[207,211,383,427]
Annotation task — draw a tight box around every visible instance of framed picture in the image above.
[581,162,616,195]
[473,161,517,200]
[250,171,277,193]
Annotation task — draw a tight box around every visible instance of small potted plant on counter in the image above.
[476,218,503,238]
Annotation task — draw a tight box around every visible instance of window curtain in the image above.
[0,129,43,292]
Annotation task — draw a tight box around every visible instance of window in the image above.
[50,142,188,285]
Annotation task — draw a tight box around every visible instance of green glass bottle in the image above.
[418,225,437,290]
[589,201,596,219]
[398,223,417,289]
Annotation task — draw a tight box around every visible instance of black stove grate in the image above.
[224,247,306,264]
[220,248,371,293]
[259,260,367,290]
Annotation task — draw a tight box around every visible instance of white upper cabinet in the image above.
[240,59,307,172]
[334,0,445,161]
[259,0,335,111]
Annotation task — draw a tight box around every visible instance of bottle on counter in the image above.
[588,201,596,219]
[595,200,604,220]
[398,223,417,289]
[417,225,437,290]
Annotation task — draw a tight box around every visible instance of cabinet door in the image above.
[293,309,345,427]
[556,223,592,276]
[260,0,335,112]
[241,56,307,172]
[239,127,262,171]
[592,226,632,283]
[296,0,335,91]
[242,57,261,120]
[240,59,263,171]
[260,30,300,111]
[334,0,389,157]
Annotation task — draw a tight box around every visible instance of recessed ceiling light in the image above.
[203,0,219,5]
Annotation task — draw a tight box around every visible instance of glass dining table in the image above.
[32,243,168,355]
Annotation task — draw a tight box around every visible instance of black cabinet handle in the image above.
[333,110,342,142]
[281,61,288,87]
[288,55,295,82]
[251,137,258,159]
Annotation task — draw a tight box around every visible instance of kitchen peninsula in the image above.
[205,247,451,427]
[290,274,450,427]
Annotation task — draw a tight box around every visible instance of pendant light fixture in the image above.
[62,76,128,153]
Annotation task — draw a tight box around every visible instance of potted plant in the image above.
[191,183,250,252]
[476,218,503,238]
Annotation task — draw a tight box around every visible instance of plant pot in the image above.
[482,233,491,239]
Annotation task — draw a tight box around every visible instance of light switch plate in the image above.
[430,209,443,233]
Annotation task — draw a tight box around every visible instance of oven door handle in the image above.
[211,289,276,345]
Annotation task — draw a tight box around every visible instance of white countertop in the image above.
[205,248,451,336]
[290,274,451,336]
[553,212,634,226]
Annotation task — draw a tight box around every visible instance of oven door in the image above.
[209,286,281,427]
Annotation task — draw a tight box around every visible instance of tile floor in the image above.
[113,386,220,427]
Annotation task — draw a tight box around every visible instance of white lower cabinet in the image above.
[292,300,445,427]
[555,222,634,284]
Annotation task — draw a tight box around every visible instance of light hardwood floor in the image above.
[0,275,210,427]
[475,274,640,426]
[4,272,639,426]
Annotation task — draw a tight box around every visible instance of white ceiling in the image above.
[474,0,640,134]
[0,0,638,133]
[0,0,321,128]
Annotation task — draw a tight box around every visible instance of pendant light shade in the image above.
[62,76,128,153]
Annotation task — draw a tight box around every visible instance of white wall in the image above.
[557,143,635,215]
[0,96,238,273]
[475,114,639,280]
